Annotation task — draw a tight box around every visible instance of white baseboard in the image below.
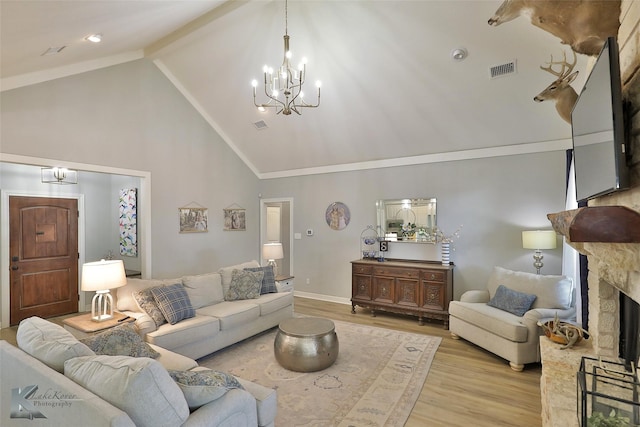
[293,291,351,306]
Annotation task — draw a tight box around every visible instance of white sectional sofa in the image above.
[1,317,277,427]
[449,266,575,371]
[116,260,294,360]
[1,260,293,427]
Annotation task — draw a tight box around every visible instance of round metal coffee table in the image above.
[274,317,339,372]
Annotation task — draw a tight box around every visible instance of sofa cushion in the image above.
[64,355,189,427]
[219,260,260,294]
[226,269,263,301]
[168,369,244,410]
[256,292,294,316]
[449,301,529,342]
[146,315,220,350]
[236,377,278,427]
[134,288,167,327]
[80,323,160,358]
[149,343,199,371]
[244,266,278,294]
[151,283,195,325]
[181,272,224,309]
[16,316,95,372]
[117,278,165,312]
[487,266,574,310]
[197,301,260,330]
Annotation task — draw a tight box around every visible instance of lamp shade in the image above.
[262,243,284,261]
[522,230,557,250]
[81,259,127,292]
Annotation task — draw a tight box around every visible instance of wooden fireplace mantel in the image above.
[547,206,640,243]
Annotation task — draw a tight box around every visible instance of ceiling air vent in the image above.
[489,60,517,79]
[253,120,268,130]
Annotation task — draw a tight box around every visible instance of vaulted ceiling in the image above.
[1,0,591,178]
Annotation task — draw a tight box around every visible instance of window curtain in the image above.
[564,149,589,328]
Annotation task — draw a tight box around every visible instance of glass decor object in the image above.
[360,225,379,259]
[577,356,640,427]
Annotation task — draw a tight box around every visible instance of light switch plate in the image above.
[294,233,302,240]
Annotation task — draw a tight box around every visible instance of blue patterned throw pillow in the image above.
[225,269,263,301]
[487,284,537,317]
[168,369,244,410]
[133,287,167,328]
[244,265,277,294]
[150,283,195,325]
[80,323,160,358]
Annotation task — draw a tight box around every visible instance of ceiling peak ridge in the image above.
[257,139,573,180]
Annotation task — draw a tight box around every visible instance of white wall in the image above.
[0,56,568,318]
[0,59,261,284]
[259,151,567,302]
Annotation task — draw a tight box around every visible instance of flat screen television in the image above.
[571,36,629,202]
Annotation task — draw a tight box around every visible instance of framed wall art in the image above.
[119,188,138,256]
[179,207,208,233]
[326,202,350,230]
[224,207,246,231]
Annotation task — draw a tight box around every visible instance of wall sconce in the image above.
[81,259,127,322]
[262,243,284,277]
[522,230,557,274]
[41,167,78,184]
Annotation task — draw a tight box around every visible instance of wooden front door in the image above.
[9,196,79,325]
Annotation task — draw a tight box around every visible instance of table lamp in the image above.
[81,259,127,322]
[262,243,284,277]
[522,230,557,274]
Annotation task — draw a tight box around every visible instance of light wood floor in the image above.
[1,297,542,426]
[295,297,542,427]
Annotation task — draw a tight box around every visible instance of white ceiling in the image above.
[1,0,591,177]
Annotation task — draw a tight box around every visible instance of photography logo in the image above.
[11,385,46,420]
[11,384,80,420]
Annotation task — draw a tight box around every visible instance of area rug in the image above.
[198,318,441,426]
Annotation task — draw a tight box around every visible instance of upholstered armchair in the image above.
[449,266,575,371]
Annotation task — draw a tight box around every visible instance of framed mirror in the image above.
[376,198,437,243]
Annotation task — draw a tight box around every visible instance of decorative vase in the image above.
[441,242,450,266]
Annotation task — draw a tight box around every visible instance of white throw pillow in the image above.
[64,355,189,427]
[182,272,224,309]
[16,316,95,372]
[487,266,574,310]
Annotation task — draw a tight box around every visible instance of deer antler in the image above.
[540,50,577,79]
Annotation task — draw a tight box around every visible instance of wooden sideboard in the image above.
[351,259,454,328]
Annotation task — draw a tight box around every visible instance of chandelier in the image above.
[251,0,321,115]
[41,167,78,184]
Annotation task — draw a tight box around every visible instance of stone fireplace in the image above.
[539,1,640,425]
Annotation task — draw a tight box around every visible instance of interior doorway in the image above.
[260,198,293,278]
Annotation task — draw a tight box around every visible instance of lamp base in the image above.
[91,290,114,322]
[267,259,279,277]
[533,250,544,275]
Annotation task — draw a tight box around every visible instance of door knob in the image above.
[11,265,18,270]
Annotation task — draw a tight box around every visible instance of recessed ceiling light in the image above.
[86,34,102,43]
[451,48,467,62]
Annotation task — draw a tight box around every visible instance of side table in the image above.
[275,275,294,293]
[63,312,133,339]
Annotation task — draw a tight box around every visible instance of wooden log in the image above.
[547,206,640,243]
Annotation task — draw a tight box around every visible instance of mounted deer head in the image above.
[488,0,620,56]
[534,50,579,124]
